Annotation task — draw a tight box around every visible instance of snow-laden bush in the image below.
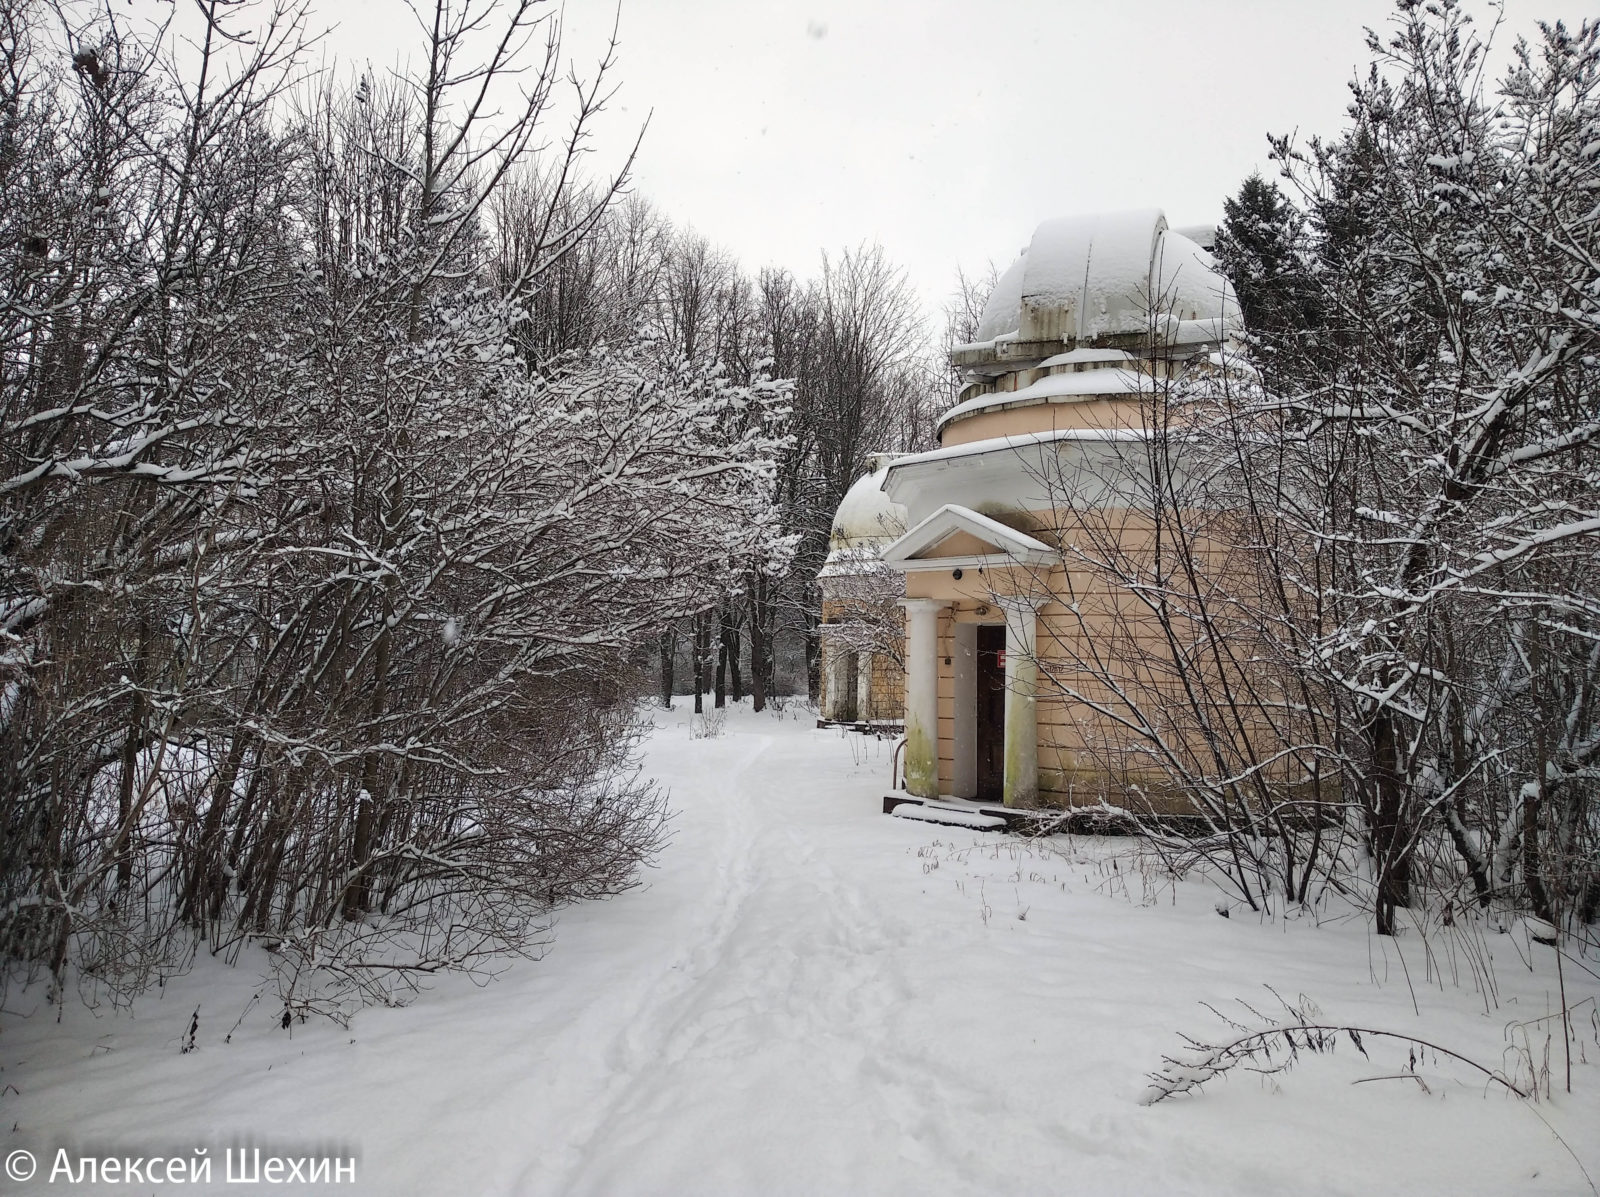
[0,0,790,1015]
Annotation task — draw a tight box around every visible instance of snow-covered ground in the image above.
[4,702,1597,1196]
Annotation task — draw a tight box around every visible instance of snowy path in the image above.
[541,724,1022,1195]
[5,704,1598,1196]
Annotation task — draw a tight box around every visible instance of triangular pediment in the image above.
[922,529,999,559]
[882,504,1055,571]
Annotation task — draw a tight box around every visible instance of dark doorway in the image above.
[842,651,859,722]
[976,625,1006,803]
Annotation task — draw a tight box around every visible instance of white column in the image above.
[857,650,874,722]
[951,622,978,798]
[824,638,850,721]
[999,597,1045,808]
[900,599,945,797]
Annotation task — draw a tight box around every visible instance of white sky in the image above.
[315,0,1591,316]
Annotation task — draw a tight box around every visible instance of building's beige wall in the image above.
[818,594,905,722]
[920,529,998,559]
[903,562,1037,604]
[898,506,1306,813]
[867,652,904,722]
[940,395,1148,448]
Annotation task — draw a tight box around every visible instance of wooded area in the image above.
[0,0,940,1015]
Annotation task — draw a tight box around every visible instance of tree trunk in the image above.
[714,603,727,709]
[115,709,142,891]
[344,590,391,922]
[693,610,712,715]
[181,732,250,928]
[1368,707,1412,936]
[747,574,768,713]
[1522,779,1554,923]
[115,616,150,890]
[722,604,743,702]
[1524,709,1556,924]
[804,610,822,703]
[658,625,677,708]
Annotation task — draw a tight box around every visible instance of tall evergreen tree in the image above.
[1215,172,1315,337]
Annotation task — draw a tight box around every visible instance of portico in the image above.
[888,506,1053,808]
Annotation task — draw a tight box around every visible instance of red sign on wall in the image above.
[996,649,1007,668]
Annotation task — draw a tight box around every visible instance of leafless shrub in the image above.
[1141,988,1529,1104]
[0,0,779,1018]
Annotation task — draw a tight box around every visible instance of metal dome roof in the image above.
[973,209,1237,345]
[828,460,907,550]
[820,457,908,579]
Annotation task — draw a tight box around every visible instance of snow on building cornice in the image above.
[936,367,1153,433]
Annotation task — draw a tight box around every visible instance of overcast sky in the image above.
[320,0,1593,317]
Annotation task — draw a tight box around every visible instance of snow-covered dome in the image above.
[973,209,1237,345]
[820,456,908,579]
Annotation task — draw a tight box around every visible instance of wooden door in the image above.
[976,625,1006,802]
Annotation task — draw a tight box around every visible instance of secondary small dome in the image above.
[822,455,908,578]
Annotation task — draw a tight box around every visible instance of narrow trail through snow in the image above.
[543,724,984,1195]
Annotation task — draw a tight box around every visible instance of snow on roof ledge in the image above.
[950,337,1001,356]
[1162,316,1231,345]
[888,425,1146,472]
[1038,348,1136,368]
[936,368,1152,432]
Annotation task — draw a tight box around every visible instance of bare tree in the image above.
[1246,3,1600,933]
[0,0,795,1019]
[1070,0,1600,936]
